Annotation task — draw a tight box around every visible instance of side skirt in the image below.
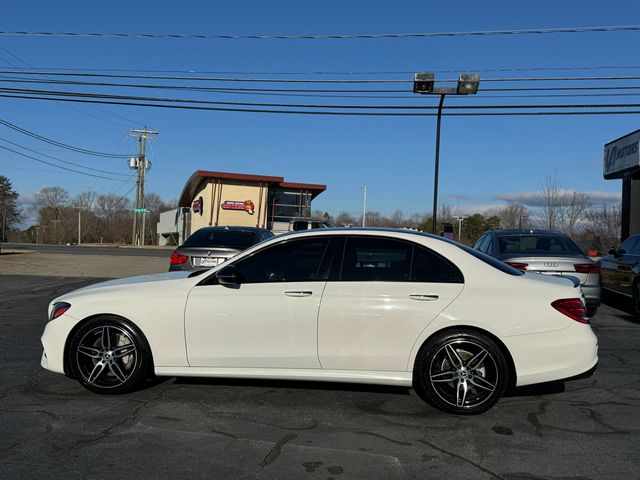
[154,366,413,387]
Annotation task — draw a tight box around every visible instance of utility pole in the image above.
[129,127,158,246]
[51,219,60,244]
[362,186,367,227]
[74,206,84,245]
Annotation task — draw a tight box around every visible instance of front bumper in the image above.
[40,313,77,375]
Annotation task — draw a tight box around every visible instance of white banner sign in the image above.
[604,130,640,178]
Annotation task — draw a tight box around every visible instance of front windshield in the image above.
[183,229,258,249]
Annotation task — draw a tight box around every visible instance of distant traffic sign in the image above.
[134,208,150,213]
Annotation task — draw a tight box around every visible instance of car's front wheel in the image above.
[414,330,508,415]
[69,316,152,394]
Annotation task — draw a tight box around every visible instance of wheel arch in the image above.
[412,325,517,390]
[63,313,155,378]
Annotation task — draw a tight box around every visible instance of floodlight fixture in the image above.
[413,72,435,94]
[457,73,480,95]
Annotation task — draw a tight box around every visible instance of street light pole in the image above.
[432,94,445,234]
[74,207,83,245]
[362,186,367,227]
[413,72,480,236]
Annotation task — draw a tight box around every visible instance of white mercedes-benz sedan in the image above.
[41,228,598,415]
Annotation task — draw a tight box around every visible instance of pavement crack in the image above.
[419,438,505,480]
[355,430,412,446]
[259,433,297,468]
[71,386,170,453]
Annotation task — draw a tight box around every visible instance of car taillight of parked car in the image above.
[551,298,589,324]
[574,264,600,274]
[170,251,189,266]
[505,261,528,271]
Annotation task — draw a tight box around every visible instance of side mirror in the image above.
[609,247,617,255]
[216,265,239,285]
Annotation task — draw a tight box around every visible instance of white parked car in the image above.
[41,228,597,414]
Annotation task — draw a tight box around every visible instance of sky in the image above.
[1,0,639,224]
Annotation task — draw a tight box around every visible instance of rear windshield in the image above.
[183,229,258,249]
[497,235,583,255]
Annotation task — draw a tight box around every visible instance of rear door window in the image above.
[341,237,411,282]
[412,246,463,283]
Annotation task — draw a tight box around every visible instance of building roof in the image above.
[178,170,327,206]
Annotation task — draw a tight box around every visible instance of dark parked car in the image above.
[473,229,601,316]
[598,234,640,312]
[169,226,274,271]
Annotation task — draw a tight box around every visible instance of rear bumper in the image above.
[581,284,601,306]
[503,322,598,387]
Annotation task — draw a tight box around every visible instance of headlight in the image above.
[49,302,71,321]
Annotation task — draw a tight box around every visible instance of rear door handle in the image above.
[409,294,439,301]
[284,290,313,297]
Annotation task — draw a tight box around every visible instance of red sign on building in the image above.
[221,200,255,215]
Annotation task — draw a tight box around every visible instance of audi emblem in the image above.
[544,262,559,267]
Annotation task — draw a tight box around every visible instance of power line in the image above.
[0,44,137,128]
[0,24,639,40]
[0,117,131,158]
[0,143,134,180]
[3,91,640,117]
[0,135,132,176]
[3,64,640,75]
[3,75,640,99]
[3,69,640,84]
[5,85,640,110]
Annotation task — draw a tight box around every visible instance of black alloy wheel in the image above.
[414,330,508,415]
[69,316,152,394]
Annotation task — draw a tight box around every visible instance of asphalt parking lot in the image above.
[1,253,639,479]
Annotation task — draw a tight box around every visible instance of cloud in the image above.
[495,190,620,207]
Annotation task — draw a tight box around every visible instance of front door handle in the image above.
[409,294,439,301]
[284,290,313,297]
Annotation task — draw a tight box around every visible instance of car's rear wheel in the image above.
[69,316,152,394]
[414,330,508,415]
[634,282,640,314]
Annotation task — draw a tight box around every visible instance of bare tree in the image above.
[389,209,405,227]
[73,190,98,211]
[335,211,356,227]
[540,173,564,230]
[561,191,591,236]
[583,204,621,253]
[491,203,530,229]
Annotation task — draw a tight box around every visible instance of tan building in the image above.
[177,170,326,234]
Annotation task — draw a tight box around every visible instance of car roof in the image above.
[276,226,445,242]
[193,226,267,232]
[488,229,567,236]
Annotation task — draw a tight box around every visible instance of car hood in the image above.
[61,271,194,296]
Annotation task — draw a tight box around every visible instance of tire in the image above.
[68,316,153,394]
[634,282,640,315]
[586,306,598,318]
[414,329,508,415]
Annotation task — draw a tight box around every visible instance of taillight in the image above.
[574,263,600,274]
[49,302,71,321]
[506,261,528,271]
[551,298,589,324]
[170,251,189,265]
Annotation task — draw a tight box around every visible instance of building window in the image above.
[268,189,312,225]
